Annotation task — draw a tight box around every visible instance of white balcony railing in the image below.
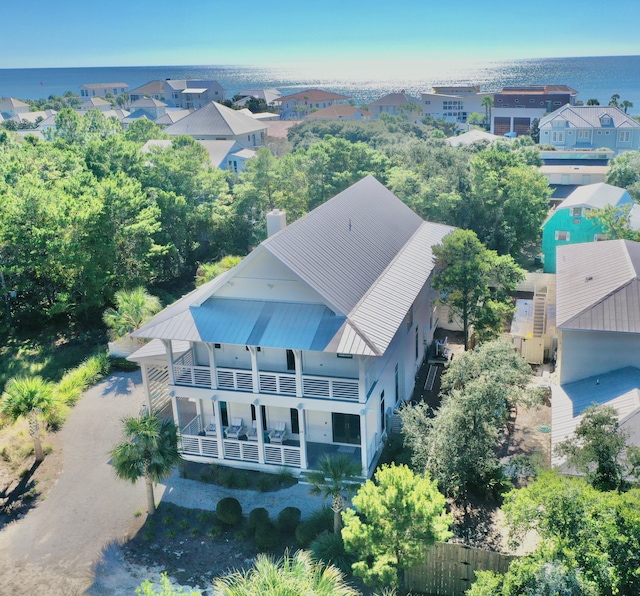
[172,356,359,401]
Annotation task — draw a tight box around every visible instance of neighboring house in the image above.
[128,176,453,476]
[127,98,167,120]
[0,97,30,118]
[421,86,490,126]
[163,101,267,148]
[541,183,635,273]
[539,105,640,154]
[305,105,372,122]
[128,80,167,103]
[9,109,56,126]
[164,80,226,109]
[491,85,578,136]
[140,139,256,172]
[368,92,421,120]
[154,109,193,127]
[551,240,640,468]
[276,89,350,120]
[234,89,282,107]
[446,129,500,147]
[78,97,112,112]
[80,82,129,98]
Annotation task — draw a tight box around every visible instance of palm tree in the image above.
[609,93,620,107]
[586,98,600,106]
[213,549,359,596]
[481,95,494,131]
[103,287,161,340]
[1,376,56,462]
[307,454,362,534]
[110,414,180,515]
[621,100,634,114]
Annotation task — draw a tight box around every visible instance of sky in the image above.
[2,0,639,71]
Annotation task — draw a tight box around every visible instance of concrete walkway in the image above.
[0,371,147,595]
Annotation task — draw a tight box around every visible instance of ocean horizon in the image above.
[2,55,640,113]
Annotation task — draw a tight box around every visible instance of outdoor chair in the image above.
[247,420,259,441]
[270,421,288,444]
[204,422,218,437]
[227,417,246,439]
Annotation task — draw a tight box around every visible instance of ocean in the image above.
[1,55,640,114]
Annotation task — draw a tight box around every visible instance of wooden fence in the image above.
[404,542,515,595]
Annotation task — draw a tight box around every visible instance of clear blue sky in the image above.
[2,0,639,70]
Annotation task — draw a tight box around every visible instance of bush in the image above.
[254,521,279,551]
[277,506,301,534]
[295,506,333,547]
[54,352,110,406]
[310,531,355,573]
[216,497,243,526]
[248,507,270,530]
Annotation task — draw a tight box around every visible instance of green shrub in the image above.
[54,352,110,406]
[309,531,355,573]
[257,474,275,492]
[207,525,222,538]
[216,497,243,526]
[277,506,301,534]
[248,507,270,530]
[109,356,139,372]
[295,506,333,547]
[254,521,279,551]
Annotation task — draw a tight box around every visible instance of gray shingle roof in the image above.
[556,240,640,331]
[163,101,266,137]
[134,176,453,355]
[540,105,640,129]
[129,80,166,95]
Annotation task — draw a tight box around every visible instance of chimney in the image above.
[266,209,286,237]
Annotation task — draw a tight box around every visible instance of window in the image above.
[555,231,570,241]
[424,100,431,105]
[577,130,591,140]
[380,390,385,431]
[394,364,399,403]
[582,175,591,184]
[406,305,413,331]
[594,234,608,242]
[551,131,565,143]
[553,101,561,105]
[619,131,631,143]
[415,326,419,360]
[337,353,352,359]
[571,207,582,217]
[214,343,221,349]
[290,408,299,434]
[220,401,228,426]
[286,349,296,371]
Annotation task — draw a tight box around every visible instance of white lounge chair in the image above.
[227,417,246,439]
[270,421,288,444]
[247,420,259,442]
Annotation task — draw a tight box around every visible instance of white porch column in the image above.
[213,399,225,460]
[207,343,217,389]
[140,364,152,410]
[294,350,303,397]
[358,357,366,403]
[170,394,180,428]
[163,340,175,384]
[298,404,308,470]
[360,408,368,476]
[255,399,265,464]
[248,346,259,393]
[195,398,203,419]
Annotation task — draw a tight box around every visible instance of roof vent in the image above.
[585,276,593,282]
[266,209,286,237]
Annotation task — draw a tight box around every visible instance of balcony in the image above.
[172,356,360,401]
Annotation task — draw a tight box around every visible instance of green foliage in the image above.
[213,549,359,596]
[195,255,243,287]
[342,463,452,590]
[606,150,640,200]
[433,229,524,349]
[401,340,536,502]
[54,352,110,407]
[248,507,270,530]
[277,506,302,534]
[555,404,637,491]
[136,572,201,595]
[110,415,181,515]
[310,531,355,574]
[254,520,279,551]
[296,506,334,547]
[103,287,161,340]
[216,497,243,526]
[586,203,640,241]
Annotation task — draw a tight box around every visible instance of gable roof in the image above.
[277,89,350,102]
[556,240,640,332]
[163,101,266,136]
[129,80,166,95]
[164,79,225,93]
[0,97,29,110]
[559,183,631,210]
[155,109,192,125]
[446,129,500,147]
[368,92,420,107]
[140,138,247,168]
[80,82,128,89]
[540,105,640,129]
[129,97,167,108]
[134,176,453,355]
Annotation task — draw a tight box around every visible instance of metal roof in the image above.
[134,177,453,355]
[368,92,420,107]
[277,89,350,102]
[540,105,640,129]
[129,80,166,95]
[446,130,500,147]
[163,101,266,137]
[559,183,630,209]
[182,88,208,94]
[556,240,640,331]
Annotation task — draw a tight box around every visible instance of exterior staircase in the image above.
[532,287,547,338]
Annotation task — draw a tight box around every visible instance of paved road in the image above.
[0,371,146,595]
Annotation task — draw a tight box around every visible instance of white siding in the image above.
[214,344,252,369]
[303,351,359,377]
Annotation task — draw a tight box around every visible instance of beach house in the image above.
[128,176,453,476]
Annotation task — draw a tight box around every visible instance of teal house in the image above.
[541,183,634,273]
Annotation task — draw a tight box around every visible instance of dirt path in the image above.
[0,371,147,595]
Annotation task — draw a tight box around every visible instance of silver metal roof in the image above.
[540,105,640,129]
[163,101,266,137]
[559,183,630,210]
[556,240,640,331]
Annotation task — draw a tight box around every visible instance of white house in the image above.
[79,82,129,98]
[368,92,421,120]
[78,97,112,112]
[276,89,350,120]
[0,97,30,118]
[129,176,453,476]
[551,240,640,469]
[163,101,267,148]
[164,80,226,109]
[421,86,490,127]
